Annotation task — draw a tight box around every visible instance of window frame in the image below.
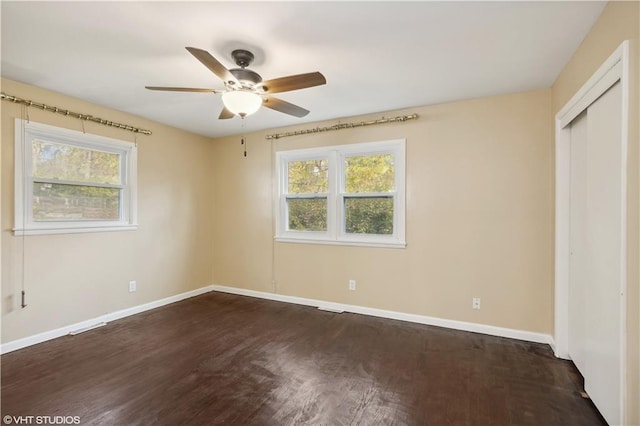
[14,119,138,235]
[275,139,406,248]
[282,153,332,236]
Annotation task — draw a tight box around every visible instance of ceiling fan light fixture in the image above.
[222,90,262,117]
[147,47,326,119]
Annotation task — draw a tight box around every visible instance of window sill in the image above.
[13,225,138,236]
[275,236,406,249]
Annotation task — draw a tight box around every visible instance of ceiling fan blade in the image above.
[145,86,220,93]
[218,107,235,120]
[263,96,310,117]
[259,72,326,94]
[185,47,240,86]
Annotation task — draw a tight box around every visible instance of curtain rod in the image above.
[1,92,152,135]
[265,113,418,140]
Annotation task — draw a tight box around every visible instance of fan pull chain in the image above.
[241,117,247,158]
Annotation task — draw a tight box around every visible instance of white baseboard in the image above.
[2,283,556,355]
[1,285,216,354]
[211,284,556,347]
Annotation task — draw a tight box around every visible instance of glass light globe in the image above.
[222,91,263,117]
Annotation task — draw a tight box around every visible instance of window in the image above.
[14,119,137,235]
[276,139,405,248]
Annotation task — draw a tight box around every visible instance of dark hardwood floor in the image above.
[2,292,606,425]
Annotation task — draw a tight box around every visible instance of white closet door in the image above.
[568,110,588,375]
[568,81,623,426]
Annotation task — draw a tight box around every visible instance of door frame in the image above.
[554,40,630,419]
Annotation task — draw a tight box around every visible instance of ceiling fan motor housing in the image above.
[229,68,263,88]
[228,49,263,89]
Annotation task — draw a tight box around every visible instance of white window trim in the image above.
[14,119,138,236]
[275,139,406,248]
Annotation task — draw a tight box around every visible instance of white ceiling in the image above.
[1,1,606,138]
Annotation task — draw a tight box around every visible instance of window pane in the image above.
[33,182,120,221]
[287,198,327,231]
[32,140,121,185]
[288,159,328,194]
[345,196,393,235]
[345,154,394,193]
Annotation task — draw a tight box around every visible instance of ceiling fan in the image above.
[146,47,326,119]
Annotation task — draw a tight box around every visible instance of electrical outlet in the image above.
[129,281,137,293]
[348,279,356,291]
[472,297,481,310]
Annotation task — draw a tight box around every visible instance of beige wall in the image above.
[1,78,214,343]
[552,2,640,423]
[212,89,554,334]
